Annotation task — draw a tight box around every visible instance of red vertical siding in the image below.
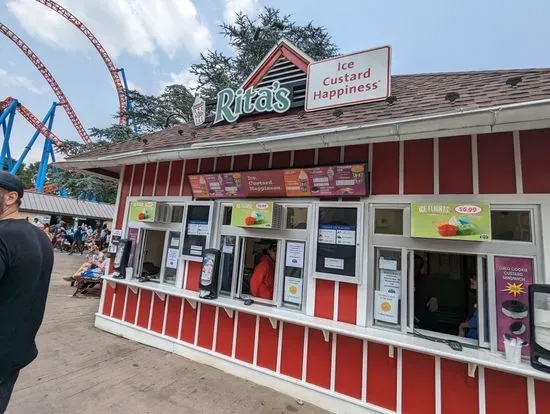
[186,261,201,292]
[112,285,127,320]
[154,162,170,196]
[334,335,363,399]
[233,154,250,171]
[136,290,152,329]
[485,369,528,414]
[150,293,165,333]
[535,379,550,413]
[343,144,369,164]
[366,342,397,410]
[441,359,479,414]
[404,139,434,194]
[180,300,198,343]
[164,296,182,339]
[306,329,332,389]
[256,317,278,371]
[520,129,550,193]
[477,132,516,194]
[402,351,436,414]
[167,160,184,196]
[181,159,198,196]
[116,165,133,228]
[271,151,291,169]
[141,163,157,196]
[197,304,216,350]
[314,279,335,320]
[439,136,473,194]
[293,149,315,167]
[280,323,305,379]
[371,142,399,195]
[215,309,235,357]
[123,288,138,324]
[235,313,256,364]
[199,157,215,173]
[251,153,270,169]
[102,283,115,316]
[130,164,145,196]
[215,156,232,172]
[318,147,341,165]
[337,282,357,324]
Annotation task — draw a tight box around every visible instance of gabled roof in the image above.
[240,38,312,90]
[63,68,550,165]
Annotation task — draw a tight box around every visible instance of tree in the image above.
[190,7,339,100]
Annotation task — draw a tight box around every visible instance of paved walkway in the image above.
[7,252,328,414]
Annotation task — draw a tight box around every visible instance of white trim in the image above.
[177,296,184,340]
[253,315,260,365]
[95,314,383,414]
[398,140,404,195]
[179,159,187,197]
[339,146,345,163]
[147,291,155,330]
[194,302,201,346]
[151,162,159,196]
[161,295,169,335]
[435,356,441,414]
[472,134,479,194]
[98,281,108,317]
[139,164,147,196]
[109,286,116,317]
[232,311,239,358]
[121,285,129,322]
[396,347,403,414]
[433,138,439,195]
[478,366,486,414]
[230,155,235,171]
[513,130,524,194]
[361,340,368,402]
[164,161,172,196]
[527,376,536,414]
[248,154,253,170]
[134,288,142,325]
[330,333,337,392]
[213,157,218,173]
[212,306,219,351]
[333,282,340,321]
[276,321,284,373]
[302,326,309,381]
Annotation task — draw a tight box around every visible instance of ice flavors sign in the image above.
[495,256,534,355]
[411,203,491,241]
[129,201,157,222]
[230,201,276,229]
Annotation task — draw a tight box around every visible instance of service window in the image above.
[182,202,214,259]
[136,229,166,282]
[314,203,363,281]
[491,209,533,242]
[374,209,404,235]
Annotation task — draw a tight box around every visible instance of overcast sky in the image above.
[1,0,549,162]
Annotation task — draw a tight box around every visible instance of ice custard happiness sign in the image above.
[305,46,391,111]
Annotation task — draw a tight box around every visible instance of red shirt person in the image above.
[249,244,277,300]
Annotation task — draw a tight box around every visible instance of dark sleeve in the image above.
[0,238,8,283]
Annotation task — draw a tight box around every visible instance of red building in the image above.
[61,40,550,413]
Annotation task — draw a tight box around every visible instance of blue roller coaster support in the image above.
[0,98,18,170]
[11,102,58,175]
[35,104,57,193]
[117,68,139,134]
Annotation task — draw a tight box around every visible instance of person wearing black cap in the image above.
[0,172,54,413]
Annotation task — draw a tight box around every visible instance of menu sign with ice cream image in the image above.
[129,201,157,222]
[230,201,276,228]
[411,203,491,241]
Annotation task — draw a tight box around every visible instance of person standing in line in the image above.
[0,172,54,413]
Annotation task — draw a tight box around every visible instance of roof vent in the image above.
[231,121,238,128]
[178,129,184,135]
[506,76,522,87]
[253,122,261,130]
[142,138,148,145]
[385,95,397,105]
[333,109,343,118]
[297,111,305,119]
[190,131,197,138]
[445,92,460,103]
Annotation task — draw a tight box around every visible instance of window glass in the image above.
[375,209,403,235]
[286,207,308,229]
[374,248,402,328]
[315,207,358,277]
[222,206,233,225]
[171,205,184,223]
[138,229,165,282]
[219,235,236,295]
[282,240,305,310]
[240,237,278,301]
[491,210,532,242]
[182,205,210,257]
[163,231,180,285]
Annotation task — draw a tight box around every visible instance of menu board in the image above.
[189,164,368,199]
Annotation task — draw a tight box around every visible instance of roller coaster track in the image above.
[35,0,128,126]
[0,22,91,144]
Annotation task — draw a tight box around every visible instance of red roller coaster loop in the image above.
[35,0,128,126]
[1,97,66,151]
[0,22,91,144]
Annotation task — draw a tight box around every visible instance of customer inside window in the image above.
[414,252,477,339]
[249,242,277,300]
